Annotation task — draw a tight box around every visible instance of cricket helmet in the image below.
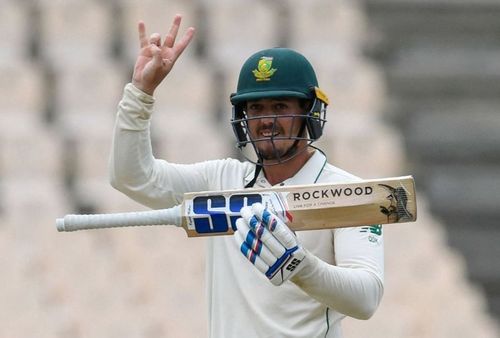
[230,48,329,164]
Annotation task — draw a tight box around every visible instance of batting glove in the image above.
[233,203,307,286]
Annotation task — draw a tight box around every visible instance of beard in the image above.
[252,124,290,160]
[255,138,298,161]
[248,118,306,162]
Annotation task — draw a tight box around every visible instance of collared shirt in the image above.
[247,149,328,188]
[111,84,384,338]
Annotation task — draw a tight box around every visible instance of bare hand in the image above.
[132,14,195,96]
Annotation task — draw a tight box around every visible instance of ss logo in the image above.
[192,194,262,233]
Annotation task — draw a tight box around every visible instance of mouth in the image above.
[259,128,282,138]
[260,129,280,138]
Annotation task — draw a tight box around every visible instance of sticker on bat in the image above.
[378,184,414,222]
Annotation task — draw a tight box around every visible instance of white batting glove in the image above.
[233,203,308,286]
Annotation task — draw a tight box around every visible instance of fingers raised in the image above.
[172,26,195,59]
[138,21,148,48]
[164,14,182,48]
[139,15,195,62]
[162,14,195,61]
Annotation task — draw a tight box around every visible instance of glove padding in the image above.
[234,203,307,286]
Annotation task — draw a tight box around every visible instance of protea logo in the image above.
[253,56,277,81]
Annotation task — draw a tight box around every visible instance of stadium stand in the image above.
[37,0,112,66]
[0,1,498,337]
[0,61,45,129]
[364,0,500,321]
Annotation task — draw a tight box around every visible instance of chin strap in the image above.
[245,162,263,188]
[278,120,307,161]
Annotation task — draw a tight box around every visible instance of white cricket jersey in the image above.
[110,84,384,338]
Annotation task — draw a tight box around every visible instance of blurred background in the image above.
[0,0,499,337]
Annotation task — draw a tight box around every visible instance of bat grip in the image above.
[56,205,182,232]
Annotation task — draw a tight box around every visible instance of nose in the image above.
[258,115,278,130]
[254,105,275,117]
[259,106,279,122]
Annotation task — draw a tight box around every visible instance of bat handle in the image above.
[56,205,182,232]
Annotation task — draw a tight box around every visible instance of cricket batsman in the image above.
[110,14,384,337]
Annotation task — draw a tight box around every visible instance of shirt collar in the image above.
[248,150,327,188]
[283,149,327,185]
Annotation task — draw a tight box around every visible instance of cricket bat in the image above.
[56,175,416,237]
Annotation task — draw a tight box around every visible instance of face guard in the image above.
[231,87,328,165]
[230,48,329,165]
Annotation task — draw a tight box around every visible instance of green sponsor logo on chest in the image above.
[361,224,382,236]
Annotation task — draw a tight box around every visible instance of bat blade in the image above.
[181,176,416,237]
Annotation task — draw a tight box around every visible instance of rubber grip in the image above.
[56,205,182,232]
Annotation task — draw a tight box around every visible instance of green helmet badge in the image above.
[252,56,277,81]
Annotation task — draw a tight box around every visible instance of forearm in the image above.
[110,84,211,209]
[109,84,166,206]
[110,84,152,181]
[291,254,384,320]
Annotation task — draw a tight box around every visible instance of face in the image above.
[245,97,307,161]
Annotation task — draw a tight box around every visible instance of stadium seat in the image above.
[153,58,212,114]
[202,0,276,69]
[0,178,69,225]
[323,112,406,177]
[288,0,367,48]
[0,127,63,181]
[318,57,386,115]
[54,60,126,120]
[151,106,233,163]
[0,1,30,62]
[0,61,45,127]
[38,1,112,66]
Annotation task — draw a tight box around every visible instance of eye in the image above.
[246,103,262,114]
[274,103,288,111]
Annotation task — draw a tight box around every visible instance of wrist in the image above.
[289,249,316,285]
[131,80,155,97]
[127,83,156,104]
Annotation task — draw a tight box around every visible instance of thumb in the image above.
[151,45,163,67]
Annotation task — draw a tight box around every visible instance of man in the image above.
[110,15,384,338]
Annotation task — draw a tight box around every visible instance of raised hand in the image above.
[132,14,195,96]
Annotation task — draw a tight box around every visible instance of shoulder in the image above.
[191,157,251,170]
[210,158,254,173]
[199,158,255,189]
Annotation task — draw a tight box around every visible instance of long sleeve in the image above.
[109,83,212,209]
[291,226,384,320]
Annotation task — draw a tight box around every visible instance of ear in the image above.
[305,102,327,141]
[231,104,249,147]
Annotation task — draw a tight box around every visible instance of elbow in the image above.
[109,167,135,195]
[352,301,379,320]
[109,168,123,192]
[109,172,138,197]
[351,279,384,320]
[109,172,121,191]
[108,156,136,194]
[108,158,121,191]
